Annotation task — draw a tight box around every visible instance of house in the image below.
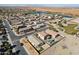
[45,29,60,38]
[32,23,46,30]
[18,26,34,34]
[48,16,52,19]
[33,21,41,25]
[32,25,39,29]
[10,19,22,26]
[27,35,44,47]
[37,31,52,41]
[38,23,46,28]
[20,37,39,55]
[13,23,23,29]
[0,28,6,35]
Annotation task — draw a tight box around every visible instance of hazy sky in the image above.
[0,4,79,7]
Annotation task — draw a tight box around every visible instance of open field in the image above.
[63,24,79,35]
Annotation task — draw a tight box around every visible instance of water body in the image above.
[31,11,48,14]
[64,15,72,18]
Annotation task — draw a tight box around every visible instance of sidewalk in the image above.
[3,20,16,52]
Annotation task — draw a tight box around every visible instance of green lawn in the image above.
[63,24,79,35]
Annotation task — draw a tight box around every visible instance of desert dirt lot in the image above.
[41,35,79,55]
[32,7,79,16]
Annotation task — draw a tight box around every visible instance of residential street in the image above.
[3,19,27,55]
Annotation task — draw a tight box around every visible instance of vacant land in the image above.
[41,35,79,55]
[31,7,79,16]
[63,24,79,35]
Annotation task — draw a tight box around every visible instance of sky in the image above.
[0,4,79,7]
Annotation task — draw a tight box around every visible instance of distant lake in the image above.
[33,11,47,14]
[63,15,72,18]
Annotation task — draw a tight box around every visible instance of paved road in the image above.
[4,19,27,55]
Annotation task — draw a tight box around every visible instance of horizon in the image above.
[0,4,79,8]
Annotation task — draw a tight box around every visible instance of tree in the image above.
[2,35,8,41]
[10,45,16,49]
